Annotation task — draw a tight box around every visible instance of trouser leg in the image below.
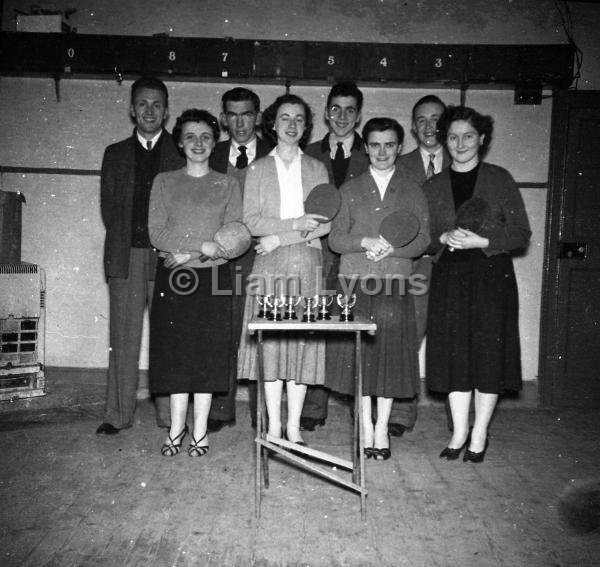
[103,249,148,429]
[300,385,329,421]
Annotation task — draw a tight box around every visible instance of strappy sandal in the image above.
[188,432,209,457]
[161,425,188,457]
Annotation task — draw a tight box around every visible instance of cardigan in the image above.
[329,165,430,279]
[423,161,531,258]
[148,168,242,268]
[243,152,330,248]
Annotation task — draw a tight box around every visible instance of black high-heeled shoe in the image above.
[440,433,471,460]
[161,425,188,456]
[188,432,209,457]
[363,447,375,459]
[463,438,489,463]
[373,433,391,461]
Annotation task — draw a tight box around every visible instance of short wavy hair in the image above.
[261,93,313,148]
[361,117,405,145]
[436,105,494,157]
[172,108,221,151]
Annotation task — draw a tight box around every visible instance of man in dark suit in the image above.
[97,77,184,435]
[207,87,272,432]
[391,94,450,436]
[303,81,370,431]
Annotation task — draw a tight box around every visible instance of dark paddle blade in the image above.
[454,197,491,233]
[378,210,420,248]
[200,221,251,262]
[303,183,341,222]
[301,183,340,238]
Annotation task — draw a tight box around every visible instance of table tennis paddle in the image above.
[378,210,421,248]
[199,220,251,261]
[301,183,341,238]
[449,197,491,251]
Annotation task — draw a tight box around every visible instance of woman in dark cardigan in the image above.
[328,117,430,460]
[424,105,531,463]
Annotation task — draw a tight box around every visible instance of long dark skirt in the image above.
[150,261,232,394]
[325,276,420,398]
[426,249,522,394]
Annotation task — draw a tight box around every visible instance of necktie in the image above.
[426,154,435,179]
[236,145,248,169]
[333,142,346,187]
[146,140,152,151]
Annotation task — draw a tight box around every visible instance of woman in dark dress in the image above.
[149,109,242,457]
[424,106,531,463]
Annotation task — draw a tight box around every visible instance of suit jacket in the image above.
[423,162,531,258]
[397,147,451,186]
[209,137,273,174]
[329,167,430,279]
[304,132,369,187]
[100,130,184,280]
[243,153,330,248]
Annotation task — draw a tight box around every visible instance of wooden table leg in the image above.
[354,331,366,520]
[255,330,264,519]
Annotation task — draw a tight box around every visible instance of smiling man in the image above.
[208,87,272,433]
[303,81,370,432]
[97,77,184,435]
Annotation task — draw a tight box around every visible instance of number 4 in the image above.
[379,57,387,67]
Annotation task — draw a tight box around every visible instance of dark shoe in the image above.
[388,423,408,437]
[251,419,257,429]
[206,418,235,433]
[96,422,119,435]
[440,432,471,460]
[161,425,188,457]
[463,439,489,463]
[363,447,375,459]
[300,417,326,431]
[374,434,391,461]
[156,420,171,430]
[188,432,209,457]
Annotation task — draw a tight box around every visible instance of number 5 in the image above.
[327,55,335,66]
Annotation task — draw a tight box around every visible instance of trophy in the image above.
[316,294,334,320]
[256,294,272,319]
[336,293,357,322]
[301,295,317,322]
[268,295,284,321]
[283,295,301,320]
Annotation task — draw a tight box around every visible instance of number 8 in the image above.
[169,51,176,61]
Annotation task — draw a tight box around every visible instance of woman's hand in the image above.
[200,241,226,259]
[292,213,328,233]
[164,252,193,269]
[443,228,489,250]
[362,236,392,259]
[255,234,281,255]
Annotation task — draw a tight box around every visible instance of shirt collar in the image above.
[136,129,163,150]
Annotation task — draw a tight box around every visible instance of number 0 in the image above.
[67,48,75,58]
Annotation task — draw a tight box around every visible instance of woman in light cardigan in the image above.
[328,117,430,460]
[238,93,329,445]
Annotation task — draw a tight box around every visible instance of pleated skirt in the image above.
[426,249,522,394]
[237,243,326,384]
[325,277,420,398]
[149,262,232,394]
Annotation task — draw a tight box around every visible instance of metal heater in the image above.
[0,263,46,400]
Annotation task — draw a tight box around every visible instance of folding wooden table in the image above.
[247,316,377,520]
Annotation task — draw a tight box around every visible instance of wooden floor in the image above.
[0,399,599,566]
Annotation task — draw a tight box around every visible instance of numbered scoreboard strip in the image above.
[0,32,572,87]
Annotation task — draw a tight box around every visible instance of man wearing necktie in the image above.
[208,87,272,432]
[395,94,451,436]
[303,81,370,432]
[97,77,184,435]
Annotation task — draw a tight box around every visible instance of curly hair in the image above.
[436,105,494,157]
[260,93,313,149]
[172,109,221,152]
